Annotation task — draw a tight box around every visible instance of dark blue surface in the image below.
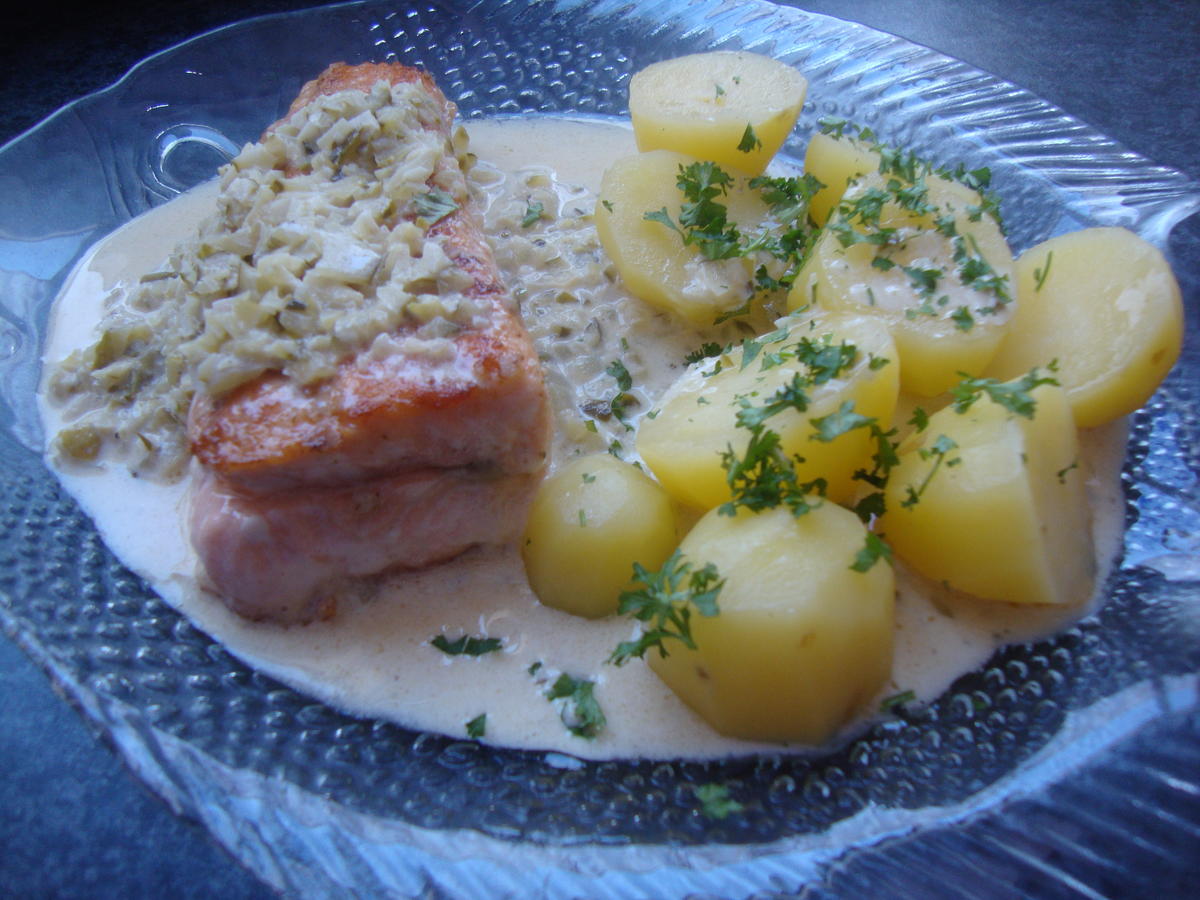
[1,1,1197,896]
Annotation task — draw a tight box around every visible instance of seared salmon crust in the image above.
[188,62,551,623]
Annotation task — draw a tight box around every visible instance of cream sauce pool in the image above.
[38,116,1128,760]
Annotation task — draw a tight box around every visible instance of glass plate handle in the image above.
[146,124,239,197]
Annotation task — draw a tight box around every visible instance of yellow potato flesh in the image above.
[880,383,1094,606]
[629,51,807,176]
[984,227,1183,428]
[803,131,880,225]
[789,173,1016,396]
[648,502,894,745]
[522,455,677,619]
[636,311,899,511]
[594,149,771,326]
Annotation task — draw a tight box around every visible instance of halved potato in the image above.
[629,51,808,176]
[648,501,894,745]
[522,454,678,619]
[984,227,1183,428]
[789,172,1015,396]
[803,131,880,225]
[594,149,770,325]
[637,310,899,510]
[880,381,1094,606]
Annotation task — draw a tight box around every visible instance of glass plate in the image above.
[1,0,1198,895]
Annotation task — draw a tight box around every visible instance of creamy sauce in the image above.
[38,116,1129,760]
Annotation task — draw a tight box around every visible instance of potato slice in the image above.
[984,227,1183,428]
[647,502,894,744]
[522,454,678,619]
[803,131,880,225]
[594,149,769,325]
[629,51,807,176]
[880,382,1094,606]
[637,310,899,510]
[789,172,1015,396]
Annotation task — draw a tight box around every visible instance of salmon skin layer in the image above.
[187,62,551,623]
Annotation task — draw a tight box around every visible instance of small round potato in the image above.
[648,501,894,745]
[803,131,880,225]
[594,149,769,326]
[522,454,678,619]
[789,172,1015,396]
[629,51,807,176]
[984,226,1183,428]
[880,382,1094,607]
[637,310,899,511]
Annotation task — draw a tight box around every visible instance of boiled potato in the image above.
[803,130,880,225]
[984,227,1183,428]
[880,382,1094,606]
[522,454,677,618]
[629,51,807,176]
[789,172,1015,396]
[595,149,770,325]
[637,310,899,510]
[647,502,894,744]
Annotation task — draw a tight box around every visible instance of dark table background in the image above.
[2,1,1197,896]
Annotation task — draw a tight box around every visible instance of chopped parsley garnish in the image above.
[694,783,744,819]
[880,689,916,711]
[1056,459,1079,483]
[737,123,762,153]
[720,424,826,519]
[521,199,546,227]
[850,532,893,572]
[850,422,902,522]
[608,550,723,666]
[643,161,743,261]
[641,162,822,298]
[903,264,942,297]
[818,118,1004,231]
[605,358,637,426]
[545,673,606,739]
[430,633,504,656]
[713,299,753,325]
[684,342,725,365]
[466,713,487,738]
[950,306,976,332]
[948,363,1060,418]
[810,399,876,443]
[1033,250,1054,291]
[900,434,960,509]
[606,358,633,392]
[413,189,459,224]
[718,335,866,517]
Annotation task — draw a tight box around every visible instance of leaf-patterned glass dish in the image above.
[1,1,1197,895]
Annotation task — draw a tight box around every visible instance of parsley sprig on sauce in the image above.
[430,633,504,656]
[544,673,606,739]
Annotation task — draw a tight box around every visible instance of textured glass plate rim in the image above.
[0,0,1198,896]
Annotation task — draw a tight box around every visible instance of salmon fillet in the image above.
[187,62,551,623]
